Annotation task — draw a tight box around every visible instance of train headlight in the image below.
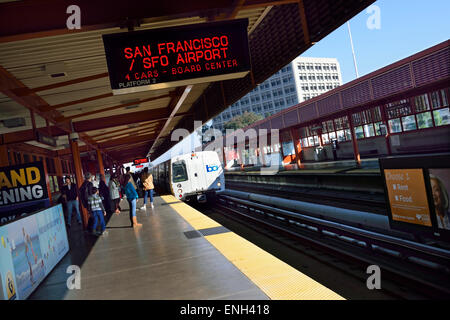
[178,189,183,193]
[177,184,182,188]
[217,182,221,187]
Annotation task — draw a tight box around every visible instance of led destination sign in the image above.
[133,158,148,165]
[102,19,251,95]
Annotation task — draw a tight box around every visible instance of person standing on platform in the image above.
[79,173,93,211]
[125,167,137,189]
[87,187,108,236]
[124,174,142,228]
[99,174,111,214]
[140,167,154,210]
[92,174,99,188]
[79,173,94,231]
[109,174,121,214]
[61,176,82,228]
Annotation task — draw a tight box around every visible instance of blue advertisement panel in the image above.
[0,204,68,300]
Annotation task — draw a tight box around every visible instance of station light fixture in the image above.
[2,117,26,128]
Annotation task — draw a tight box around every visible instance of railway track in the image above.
[204,194,450,299]
[226,181,386,214]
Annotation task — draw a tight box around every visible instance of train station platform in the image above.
[30,196,343,300]
[227,158,381,175]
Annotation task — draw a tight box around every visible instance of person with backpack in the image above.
[87,187,108,236]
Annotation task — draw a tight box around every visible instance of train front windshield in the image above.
[172,161,188,183]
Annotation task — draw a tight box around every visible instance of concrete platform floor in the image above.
[30,196,269,300]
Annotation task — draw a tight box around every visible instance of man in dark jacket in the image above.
[79,173,94,212]
[79,172,94,232]
[99,174,111,214]
[61,176,81,228]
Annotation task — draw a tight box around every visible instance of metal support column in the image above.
[70,139,88,228]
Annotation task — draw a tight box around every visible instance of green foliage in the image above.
[224,111,263,130]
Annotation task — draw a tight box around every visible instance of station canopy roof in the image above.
[0,0,375,163]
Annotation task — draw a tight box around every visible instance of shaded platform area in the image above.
[30,197,267,299]
[30,195,343,300]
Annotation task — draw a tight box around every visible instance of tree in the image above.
[197,123,211,145]
[223,111,263,131]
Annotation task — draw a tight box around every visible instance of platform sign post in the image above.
[102,19,251,95]
[379,154,450,240]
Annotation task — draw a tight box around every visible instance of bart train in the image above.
[152,151,225,202]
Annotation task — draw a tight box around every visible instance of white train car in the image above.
[153,151,225,202]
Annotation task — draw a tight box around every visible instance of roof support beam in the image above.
[0,110,192,144]
[0,0,296,43]
[73,108,170,133]
[0,65,102,153]
[31,73,109,93]
[99,133,157,149]
[90,122,161,139]
[57,93,174,122]
[297,0,310,45]
[107,142,150,153]
[149,86,192,155]
[95,127,159,143]
[56,144,91,156]
[42,93,113,112]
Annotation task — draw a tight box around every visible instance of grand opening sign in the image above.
[102,19,251,95]
[0,162,50,225]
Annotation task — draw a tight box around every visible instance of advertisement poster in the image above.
[0,228,17,300]
[0,204,69,300]
[8,215,46,300]
[0,161,50,225]
[384,169,432,227]
[36,205,68,273]
[429,169,450,230]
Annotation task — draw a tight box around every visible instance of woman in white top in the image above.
[109,174,121,214]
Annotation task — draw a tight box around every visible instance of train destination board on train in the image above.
[102,19,251,94]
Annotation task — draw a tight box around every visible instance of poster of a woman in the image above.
[429,169,450,230]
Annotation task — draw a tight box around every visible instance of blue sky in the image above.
[150,0,450,164]
[303,0,450,84]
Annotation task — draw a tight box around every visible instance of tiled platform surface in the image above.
[31,195,343,300]
[30,196,268,300]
